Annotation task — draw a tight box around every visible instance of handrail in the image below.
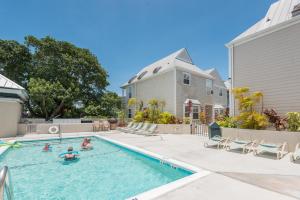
[0,166,14,200]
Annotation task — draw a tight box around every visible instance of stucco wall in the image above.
[221,128,300,152]
[232,22,300,116]
[0,99,22,137]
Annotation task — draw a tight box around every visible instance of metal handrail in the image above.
[0,166,14,200]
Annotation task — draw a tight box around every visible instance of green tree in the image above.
[0,40,31,85]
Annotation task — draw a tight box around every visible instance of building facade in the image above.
[227,0,300,116]
[121,48,227,123]
[0,74,28,137]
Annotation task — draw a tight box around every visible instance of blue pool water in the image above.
[0,137,192,200]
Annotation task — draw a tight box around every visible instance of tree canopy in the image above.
[0,36,121,120]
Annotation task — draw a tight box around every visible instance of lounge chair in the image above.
[137,124,158,136]
[124,122,143,133]
[120,122,137,132]
[253,140,287,159]
[133,123,151,134]
[290,143,300,162]
[226,138,256,153]
[118,122,133,131]
[204,135,229,149]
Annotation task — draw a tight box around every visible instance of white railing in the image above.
[0,166,14,200]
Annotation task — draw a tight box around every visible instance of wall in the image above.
[176,68,213,118]
[134,70,175,114]
[17,123,95,135]
[0,99,22,137]
[221,128,300,152]
[232,22,300,116]
[157,124,191,134]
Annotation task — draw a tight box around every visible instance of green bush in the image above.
[286,112,300,132]
[217,117,237,128]
[133,111,144,122]
[183,117,190,124]
[158,112,176,124]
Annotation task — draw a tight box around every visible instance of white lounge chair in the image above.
[137,124,158,136]
[226,138,256,153]
[204,135,229,149]
[124,122,143,133]
[133,123,151,134]
[290,143,300,162]
[253,140,287,159]
[121,123,137,132]
[118,122,133,131]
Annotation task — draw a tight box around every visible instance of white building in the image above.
[0,74,28,137]
[121,48,227,123]
[227,0,300,116]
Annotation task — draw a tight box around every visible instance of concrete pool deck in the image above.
[11,131,300,200]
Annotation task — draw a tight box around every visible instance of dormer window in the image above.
[128,75,137,84]
[153,66,162,74]
[183,72,191,85]
[137,71,147,80]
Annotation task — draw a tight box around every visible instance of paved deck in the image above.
[101,132,300,200]
[14,132,300,200]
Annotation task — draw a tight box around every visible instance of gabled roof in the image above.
[0,74,24,89]
[229,0,300,45]
[0,74,28,101]
[121,48,213,87]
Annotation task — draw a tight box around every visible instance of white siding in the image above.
[232,22,300,115]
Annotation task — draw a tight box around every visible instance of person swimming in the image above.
[64,147,79,160]
[81,138,93,150]
[43,143,51,152]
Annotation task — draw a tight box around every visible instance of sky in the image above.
[0,0,277,94]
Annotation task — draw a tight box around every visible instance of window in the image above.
[137,71,147,80]
[219,88,223,96]
[184,106,190,117]
[153,66,162,74]
[206,79,213,95]
[184,105,199,119]
[183,72,191,85]
[128,109,132,118]
[128,75,137,84]
[193,106,199,119]
[127,87,132,98]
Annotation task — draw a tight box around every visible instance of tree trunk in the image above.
[49,100,65,120]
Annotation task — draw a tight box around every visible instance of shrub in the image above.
[263,109,287,131]
[286,112,300,132]
[183,117,190,124]
[133,111,144,122]
[158,112,176,124]
[232,87,268,130]
[217,116,237,128]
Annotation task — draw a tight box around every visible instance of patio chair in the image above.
[253,140,287,159]
[290,143,300,162]
[137,124,158,136]
[225,138,256,153]
[117,122,133,131]
[204,135,229,149]
[124,122,143,133]
[121,123,138,132]
[93,121,101,132]
[133,123,151,134]
[102,121,110,131]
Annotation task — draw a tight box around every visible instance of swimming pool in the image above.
[0,136,193,200]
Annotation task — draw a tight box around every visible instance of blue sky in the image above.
[0,0,276,94]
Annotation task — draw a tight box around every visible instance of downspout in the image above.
[174,67,177,117]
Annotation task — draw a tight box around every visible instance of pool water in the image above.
[0,137,192,200]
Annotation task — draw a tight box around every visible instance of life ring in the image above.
[49,126,59,134]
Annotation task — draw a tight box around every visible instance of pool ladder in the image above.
[0,166,14,200]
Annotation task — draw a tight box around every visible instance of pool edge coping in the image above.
[96,135,212,200]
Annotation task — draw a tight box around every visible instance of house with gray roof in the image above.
[0,74,28,137]
[121,48,227,123]
[227,0,300,116]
